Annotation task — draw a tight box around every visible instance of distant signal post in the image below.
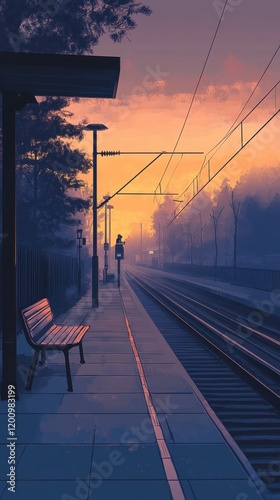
[115,234,125,288]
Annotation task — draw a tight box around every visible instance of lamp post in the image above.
[107,204,114,272]
[140,222,143,263]
[103,195,110,283]
[76,229,83,296]
[84,123,108,308]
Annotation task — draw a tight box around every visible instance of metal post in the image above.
[1,93,17,400]
[162,227,164,270]
[108,207,112,271]
[117,259,121,288]
[92,130,99,308]
[140,222,143,262]
[104,201,108,283]
[158,223,161,269]
[77,238,81,296]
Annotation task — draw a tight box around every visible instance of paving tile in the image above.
[0,394,63,414]
[82,341,133,353]
[16,445,92,480]
[73,375,142,394]
[47,353,135,364]
[87,332,128,338]
[0,483,6,497]
[16,374,142,395]
[151,393,205,414]
[72,363,139,376]
[143,363,182,376]
[91,444,166,479]
[17,375,71,394]
[161,414,224,444]
[58,393,148,414]
[147,375,192,393]
[34,362,138,376]
[0,480,89,500]
[140,353,175,363]
[0,445,25,480]
[0,414,94,444]
[189,479,264,499]
[1,413,154,445]
[174,481,196,499]
[93,413,156,444]
[86,480,173,500]
[169,444,247,479]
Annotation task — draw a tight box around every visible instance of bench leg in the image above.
[26,351,39,390]
[79,342,85,364]
[40,349,46,365]
[63,349,73,392]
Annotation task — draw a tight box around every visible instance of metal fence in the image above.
[0,246,79,328]
[16,246,79,312]
[162,263,280,291]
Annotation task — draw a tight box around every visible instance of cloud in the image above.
[224,53,246,79]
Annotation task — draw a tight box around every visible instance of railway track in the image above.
[125,267,280,499]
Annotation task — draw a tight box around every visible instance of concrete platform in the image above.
[0,277,267,499]
[130,265,280,318]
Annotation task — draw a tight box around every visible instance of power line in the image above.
[178,79,280,200]
[154,0,230,194]
[169,106,279,226]
[195,44,280,181]
[164,153,184,192]
[97,153,163,209]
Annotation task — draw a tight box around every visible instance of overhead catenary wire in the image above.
[194,43,280,180]
[154,0,230,195]
[169,106,280,226]
[177,79,280,200]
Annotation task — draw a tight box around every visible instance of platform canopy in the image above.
[0,51,120,400]
[0,51,120,98]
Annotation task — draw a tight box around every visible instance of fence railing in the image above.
[16,246,79,312]
[162,262,280,291]
[1,246,79,326]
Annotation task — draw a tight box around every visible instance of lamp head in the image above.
[84,124,108,131]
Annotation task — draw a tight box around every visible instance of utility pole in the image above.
[84,123,108,308]
[140,223,143,263]
[158,223,161,269]
[107,204,114,272]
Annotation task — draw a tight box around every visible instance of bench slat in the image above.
[41,325,89,346]
[22,299,54,342]
[47,325,77,344]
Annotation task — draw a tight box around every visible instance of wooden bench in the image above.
[20,298,90,392]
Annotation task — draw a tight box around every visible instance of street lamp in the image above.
[84,123,108,308]
[76,229,84,296]
[103,195,110,283]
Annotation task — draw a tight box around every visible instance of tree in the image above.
[0,0,152,53]
[0,1,152,250]
[229,189,241,269]
[210,206,224,279]
[152,196,184,263]
[16,97,91,249]
[186,221,198,267]
[198,212,207,263]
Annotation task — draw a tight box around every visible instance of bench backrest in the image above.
[20,298,54,346]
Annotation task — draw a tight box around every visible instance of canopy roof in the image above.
[0,52,120,98]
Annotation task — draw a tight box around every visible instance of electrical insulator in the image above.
[101,151,121,157]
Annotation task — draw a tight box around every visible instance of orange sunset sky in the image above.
[67,0,279,242]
